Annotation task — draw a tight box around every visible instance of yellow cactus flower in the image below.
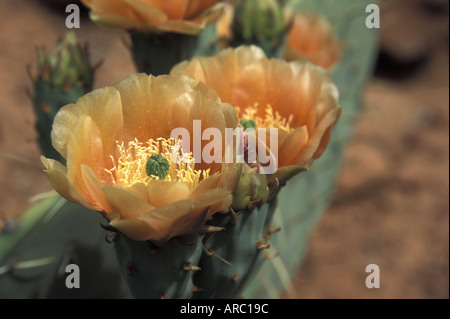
[171,46,341,176]
[41,73,241,242]
[81,0,224,35]
[285,12,343,70]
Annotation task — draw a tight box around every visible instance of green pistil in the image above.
[239,118,257,131]
[146,154,170,179]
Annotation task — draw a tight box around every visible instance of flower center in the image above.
[105,138,209,189]
[236,103,294,132]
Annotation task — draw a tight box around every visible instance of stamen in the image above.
[237,103,294,132]
[105,138,208,189]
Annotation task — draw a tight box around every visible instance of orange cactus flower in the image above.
[81,0,224,35]
[285,12,343,70]
[41,73,241,242]
[171,46,341,177]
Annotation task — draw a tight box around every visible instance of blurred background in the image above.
[0,0,448,298]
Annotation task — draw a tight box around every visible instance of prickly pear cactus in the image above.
[131,32,198,76]
[0,194,129,298]
[193,201,277,298]
[229,0,288,58]
[113,234,203,299]
[242,0,379,298]
[31,31,94,162]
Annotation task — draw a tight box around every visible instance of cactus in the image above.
[113,234,203,299]
[241,0,380,298]
[130,32,198,76]
[193,201,277,298]
[227,0,289,58]
[30,31,94,162]
[0,194,129,298]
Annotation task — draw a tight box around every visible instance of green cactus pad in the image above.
[114,234,203,299]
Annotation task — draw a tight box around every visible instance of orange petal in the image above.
[52,86,123,174]
[146,180,191,207]
[192,188,232,217]
[65,115,105,205]
[188,173,221,201]
[137,200,194,240]
[124,0,168,26]
[81,164,113,213]
[41,156,96,211]
[278,126,309,168]
[102,184,153,219]
[114,73,194,143]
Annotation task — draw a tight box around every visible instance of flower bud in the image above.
[36,31,93,90]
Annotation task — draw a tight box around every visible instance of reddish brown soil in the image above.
[0,0,448,298]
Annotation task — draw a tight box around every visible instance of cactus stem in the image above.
[232,273,239,282]
[183,262,201,272]
[256,240,270,250]
[125,260,135,275]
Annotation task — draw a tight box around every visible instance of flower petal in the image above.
[41,156,96,210]
[103,184,153,219]
[145,180,191,207]
[110,217,162,241]
[81,164,114,213]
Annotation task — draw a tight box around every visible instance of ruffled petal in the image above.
[41,156,96,210]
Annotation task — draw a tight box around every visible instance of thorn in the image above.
[263,252,279,260]
[232,273,239,282]
[256,241,270,250]
[191,285,203,292]
[160,291,166,299]
[266,226,281,235]
[268,177,280,200]
[125,261,134,275]
[229,207,238,225]
[200,225,225,233]
[204,248,214,257]
[183,263,201,272]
